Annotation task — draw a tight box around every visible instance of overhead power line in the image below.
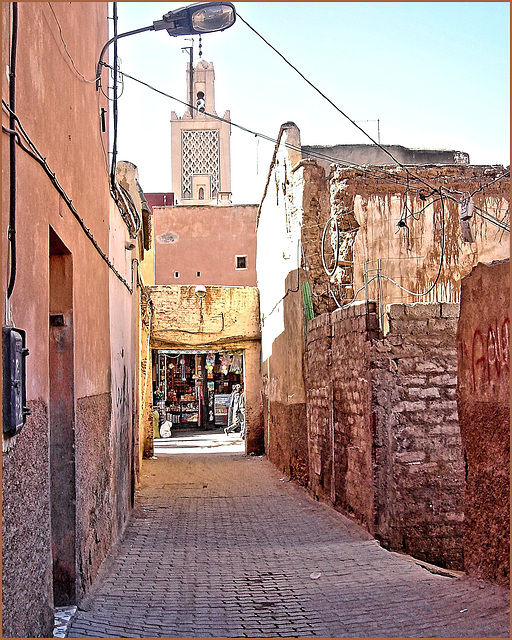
[108,62,509,231]
[236,12,440,195]
[236,12,510,215]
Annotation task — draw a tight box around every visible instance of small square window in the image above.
[196,271,201,277]
[236,255,247,270]
[174,271,180,278]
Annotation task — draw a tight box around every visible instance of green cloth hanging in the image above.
[302,281,314,328]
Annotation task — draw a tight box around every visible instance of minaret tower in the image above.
[171,57,232,205]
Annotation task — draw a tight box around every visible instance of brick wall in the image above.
[306,301,465,570]
[457,260,510,586]
[306,313,333,501]
[331,303,378,531]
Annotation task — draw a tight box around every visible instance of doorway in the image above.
[49,228,76,606]
[153,349,244,430]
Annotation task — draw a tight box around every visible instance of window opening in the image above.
[236,255,247,270]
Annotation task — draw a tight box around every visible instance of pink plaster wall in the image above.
[2,3,138,635]
[153,204,257,286]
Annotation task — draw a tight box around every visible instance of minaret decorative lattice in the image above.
[181,130,220,200]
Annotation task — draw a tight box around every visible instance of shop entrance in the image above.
[153,349,244,430]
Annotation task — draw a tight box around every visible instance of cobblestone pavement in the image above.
[68,450,510,638]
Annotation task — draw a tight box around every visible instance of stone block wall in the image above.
[457,260,510,586]
[306,301,465,570]
[373,302,464,570]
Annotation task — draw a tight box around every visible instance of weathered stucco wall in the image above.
[306,301,465,570]
[1,400,53,638]
[262,271,309,485]
[148,285,263,454]
[257,124,310,483]
[329,164,510,309]
[457,260,510,586]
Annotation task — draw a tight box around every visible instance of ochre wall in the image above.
[147,285,263,454]
[457,260,510,586]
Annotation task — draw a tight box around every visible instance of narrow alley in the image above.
[66,440,510,639]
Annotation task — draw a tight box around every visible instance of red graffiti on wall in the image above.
[470,318,510,391]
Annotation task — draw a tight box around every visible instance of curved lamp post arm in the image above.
[96,25,154,90]
[96,2,236,90]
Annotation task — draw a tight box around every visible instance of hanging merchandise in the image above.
[181,356,186,381]
[220,352,230,375]
[205,352,215,371]
[230,352,243,374]
[205,352,215,378]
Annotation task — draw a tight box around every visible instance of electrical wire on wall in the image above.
[6,2,18,305]
[260,239,302,324]
[47,2,99,84]
[46,2,112,179]
[2,99,134,294]
[108,3,141,239]
[321,191,449,308]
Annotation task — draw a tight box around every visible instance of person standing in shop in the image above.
[238,385,246,439]
[225,384,246,438]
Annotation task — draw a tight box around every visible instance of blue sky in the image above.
[112,2,510,203]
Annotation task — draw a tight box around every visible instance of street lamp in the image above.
[95,2,236,237]
[96,2,236,89]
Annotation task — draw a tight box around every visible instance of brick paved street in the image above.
[67,441,510,638]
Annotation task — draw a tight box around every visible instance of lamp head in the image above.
[153,2,236,36]
[194,285,207,298]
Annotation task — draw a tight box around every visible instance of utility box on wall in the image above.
[2,326,30,438]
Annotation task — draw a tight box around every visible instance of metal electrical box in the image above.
[2,326,30,437]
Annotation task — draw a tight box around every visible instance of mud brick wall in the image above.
[306,301,465,570]
[457,260,510,586]
[307,302,378,531]
[373,302,465,570]
[331,302,378,531]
